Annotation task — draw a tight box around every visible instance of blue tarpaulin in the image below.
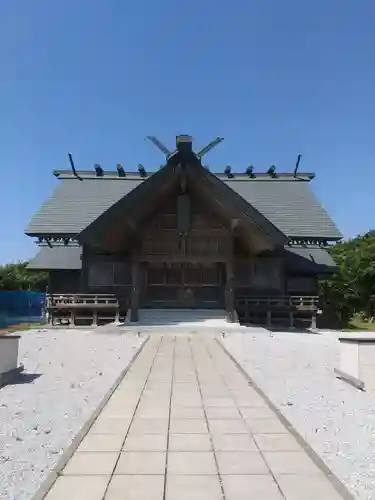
[0,291,46,328]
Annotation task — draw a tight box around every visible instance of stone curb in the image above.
[334,368,365,391]
[30,336,150,500]
[216,338,356,500]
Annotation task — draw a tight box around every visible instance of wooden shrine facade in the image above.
[75,143,289,323]
[26,135,341,327]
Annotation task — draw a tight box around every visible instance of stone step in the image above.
[126,308,241,329]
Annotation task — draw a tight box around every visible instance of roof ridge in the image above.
[53,170,315,181]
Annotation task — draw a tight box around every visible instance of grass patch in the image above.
[342,316,375,332]
[0,323,43,334]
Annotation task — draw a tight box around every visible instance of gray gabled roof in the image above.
[26,178,143,236]
[228,179,340,239]
[27,245,82,270]
[25,172,342,240]
[285,245,337,274]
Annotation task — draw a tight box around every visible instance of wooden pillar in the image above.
[289,310,294,328]
[225,247,236,323]
[288,296,294,328]
[115,307,120,324]
[266,310,272,327]
[311,311,317,330]
[69,310,75,328]
[47,310,53,327]
[130,258,140,322]
[45,293,52,326]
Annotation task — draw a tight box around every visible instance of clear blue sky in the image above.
[0,0,374,264]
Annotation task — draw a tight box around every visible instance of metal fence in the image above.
[0,291,46,328]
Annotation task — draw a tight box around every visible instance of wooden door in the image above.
[142,262,224,309]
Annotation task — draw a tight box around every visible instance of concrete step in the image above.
[126,308,241,329]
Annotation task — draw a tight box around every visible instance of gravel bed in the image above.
[222,330,375,500]
[0,328,145,500]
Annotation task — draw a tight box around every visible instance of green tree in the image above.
[0,262,48,291]
[319,230,375,324]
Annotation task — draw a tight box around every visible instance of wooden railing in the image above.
[48,294,119,308]
[47,294,121,327]
[45,293,319,329]
[235,295,319,328]
[235,296,319,310]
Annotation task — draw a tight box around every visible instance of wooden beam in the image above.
[138,254,229,263]
[130,253,140,322]
[225,237,236,323]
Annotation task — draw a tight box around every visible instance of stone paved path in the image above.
[44,335,344,500]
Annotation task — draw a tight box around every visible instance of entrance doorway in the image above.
[141,262,225,309]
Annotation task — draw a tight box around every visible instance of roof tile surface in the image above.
[25,176,341,240]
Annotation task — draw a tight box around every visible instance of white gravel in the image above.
[0,328,145,500]
[222,330,375,500]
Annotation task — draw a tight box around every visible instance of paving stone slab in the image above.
[145,381,171,390]
[140,397,170,407]
[169,419,208,434]
[263,451,323,475]
[172,395,202,407]
[77,433,125,452]
[129,418,169,435]
[276,473,344,500]
[201,388,229,398]
[105,474,165,500]
[115,451,166,475]
[99,407,136,419]
[172,382,200,391]
[90,417,132,435]
[104,393,140,403]
[122,433,168,452]
[174,375,196,383]
[141,389,170,400]
[44,475,110,500]
[236,397,268,408]
[203,397,236,408]
[167,451,217,475]
[212,433,258,452]
[253,433,302,452]
[166,474,222,500]
[239,406,275,419]
[208,418,249,434]
[171,406,205,419]
[222,474,284,500]
[169,433,212,451]
[62,452,118,475]
[216,451,269,475]
[206,406,241,419]
[135,406,170,419]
